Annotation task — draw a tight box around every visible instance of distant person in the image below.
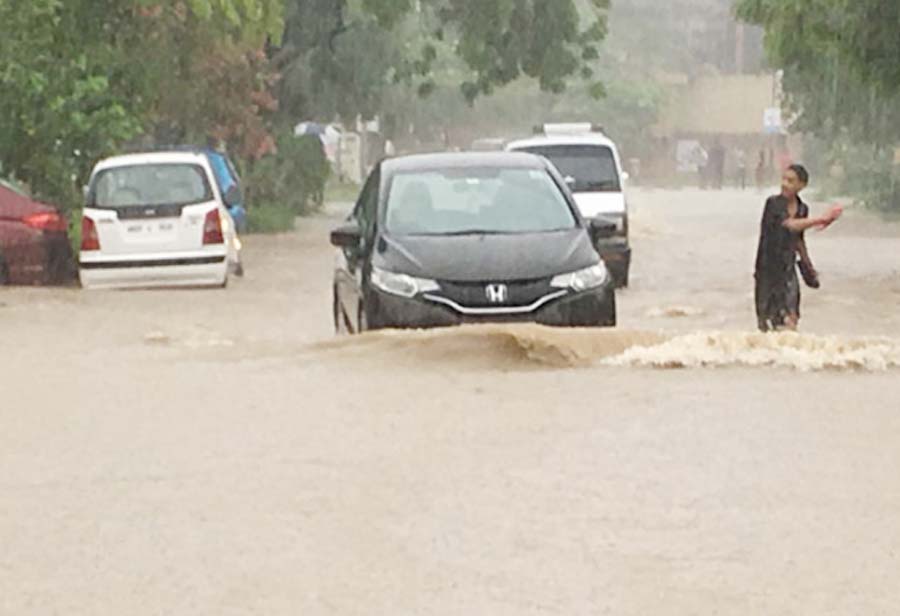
[690,142,709,188]
[735,147,747,190]
[754,164,843,332]
[755,149,767,190]
[709,140,726,190]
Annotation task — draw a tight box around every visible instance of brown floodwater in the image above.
[2,188,899,614]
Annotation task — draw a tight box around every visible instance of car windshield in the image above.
[384,167,577,236]
[92,163,213,208]
[517,145,620,193]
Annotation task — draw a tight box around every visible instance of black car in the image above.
[331,152,617,333]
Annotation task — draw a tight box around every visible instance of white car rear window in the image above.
[93,164,213,208]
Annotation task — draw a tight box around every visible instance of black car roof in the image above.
[382,152,549,174]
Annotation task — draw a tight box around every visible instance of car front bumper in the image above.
[365,285,616,330]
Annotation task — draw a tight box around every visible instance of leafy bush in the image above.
[243,133,330,220]
[246,202,296,234]
[814,139,900,214]
[68,208,82,255]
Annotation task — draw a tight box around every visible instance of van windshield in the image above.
[517,145,621,193]
[92,164,213,208]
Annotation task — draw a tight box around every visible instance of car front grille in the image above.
[432,277,555,309]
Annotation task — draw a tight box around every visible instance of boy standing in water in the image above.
[754,164,842,332]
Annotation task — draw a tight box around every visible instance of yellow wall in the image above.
[654,74,779,136]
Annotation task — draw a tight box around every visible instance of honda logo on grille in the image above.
[485,284,509,304]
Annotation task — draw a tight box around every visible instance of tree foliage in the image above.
[1,0,616,211]
[275,0,611,123]
[738,0,899,209]
[737,0,900,145]
[0,0,283,208]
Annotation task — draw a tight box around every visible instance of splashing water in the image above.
[605,331,900,371]
[311,325,900,372]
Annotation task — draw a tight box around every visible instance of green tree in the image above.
[136,4,282,159]
[737,0,900,209]
[0,0,145,205]
[275,0,611,124]
[737,0,900,144]
[0,0,283,209]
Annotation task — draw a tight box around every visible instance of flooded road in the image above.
[2,188,900,614]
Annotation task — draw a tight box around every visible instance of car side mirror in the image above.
[589,217,617,241]
[564,175,576,189]
[621,171,630,182]
[223,185,243,208]
[82,185,92,207]
[330,222,362,249]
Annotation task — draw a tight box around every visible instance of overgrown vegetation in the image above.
[738,0,900,212]
[0,0,282,211]
[0,0,613,219]
[242,133,330,232]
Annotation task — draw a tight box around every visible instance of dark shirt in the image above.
[755,195,808,280]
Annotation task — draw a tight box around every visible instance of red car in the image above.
[0,180,75,285]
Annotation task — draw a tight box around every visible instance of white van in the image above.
[79,151,240,289]
[507,123,632,287]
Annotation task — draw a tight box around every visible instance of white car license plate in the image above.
[127,222,175,234]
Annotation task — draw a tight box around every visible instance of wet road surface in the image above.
[2,188,900,614]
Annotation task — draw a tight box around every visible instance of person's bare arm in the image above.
[783,216,831,233]
[784,205,843,233]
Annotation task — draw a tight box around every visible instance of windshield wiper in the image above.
[437,229,516,237]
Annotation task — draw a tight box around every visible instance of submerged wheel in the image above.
[606,293,618,327]
[357,301,369,334]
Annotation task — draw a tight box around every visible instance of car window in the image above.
[516,145,620,193]
[349,168,381,252]
[384,167,577,236]
[93,164,213,208]
[354,169,380,235]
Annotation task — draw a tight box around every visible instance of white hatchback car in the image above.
[79,151,240,289]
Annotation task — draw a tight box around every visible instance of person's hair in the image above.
[788,164,810,185]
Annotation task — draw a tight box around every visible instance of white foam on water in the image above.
[605,331,900,372]
[644,305,707,318]
[311,325,900,372]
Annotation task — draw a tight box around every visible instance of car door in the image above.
[336,167,380,330]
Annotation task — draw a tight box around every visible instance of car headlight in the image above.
[370,266,440,298]
[551,263,610,292]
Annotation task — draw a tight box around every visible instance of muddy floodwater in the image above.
[2,188,900,614]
